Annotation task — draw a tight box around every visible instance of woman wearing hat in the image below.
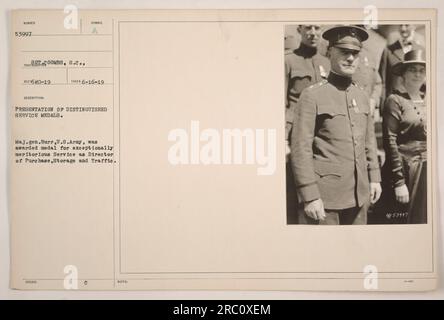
[373,49,427,224]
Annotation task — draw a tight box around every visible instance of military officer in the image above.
[285,25,330,224]
[290,25,382,225]
[285,25,330,145]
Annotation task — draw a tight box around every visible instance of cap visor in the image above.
[334,43,361,51]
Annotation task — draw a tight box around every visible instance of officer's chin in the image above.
[339,66,355,76]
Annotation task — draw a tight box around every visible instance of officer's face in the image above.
[403,64,426,89]
[298,25,322,48]
[328,46,360,77]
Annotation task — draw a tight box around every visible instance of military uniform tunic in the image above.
[285,44,330,139]
[290,72,381,210]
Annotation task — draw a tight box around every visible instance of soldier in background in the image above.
[285,25,330,142]
[284,25,330,223]
[352,25,387,169]
[352,25,385,122]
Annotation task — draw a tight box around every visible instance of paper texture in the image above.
[9,8,437,291]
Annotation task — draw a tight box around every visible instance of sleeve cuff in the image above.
[297,183,320,203]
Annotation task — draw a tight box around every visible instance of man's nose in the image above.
[345,53,355,61]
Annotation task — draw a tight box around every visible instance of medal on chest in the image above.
[352,98,359,113]
[319,65,327,78]
[364,56,369,67]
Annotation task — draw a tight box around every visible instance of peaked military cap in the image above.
[322,25,369,51]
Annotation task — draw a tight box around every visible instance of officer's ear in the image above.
[297,25,302,34]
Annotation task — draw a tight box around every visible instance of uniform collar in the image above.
[294,42,318,58]
[328,71,353,89]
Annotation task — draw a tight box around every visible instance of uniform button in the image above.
[417,112,420,115]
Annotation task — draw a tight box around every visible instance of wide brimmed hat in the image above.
[322,25,369,51]
[392,49,426,75]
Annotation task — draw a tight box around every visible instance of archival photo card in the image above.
[9,8,437,291]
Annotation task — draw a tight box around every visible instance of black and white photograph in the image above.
[285,24,428,225]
